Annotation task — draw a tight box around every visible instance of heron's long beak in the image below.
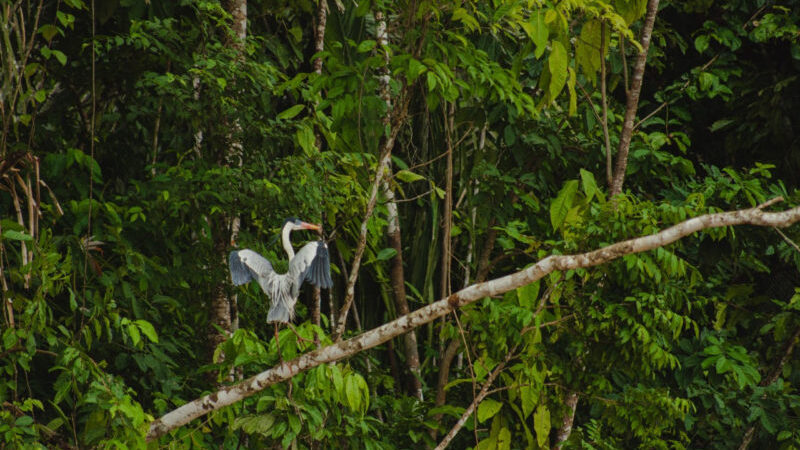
[300,222,322,231]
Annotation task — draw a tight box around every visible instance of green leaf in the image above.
[575,20,604,81]
[376,248,397,261]
[134,320,159,343]
[547,41,568,101]
[345,375,361,412]
[580,168,604,203]
[477,398,502,423]
[529,11,549,58]
[395,169,425,183]
[296,125,316,156]
[357,40,376,53]
[695,34,710,53]
[3,230,33,241]
[497,426,511,450]
[520,385,538,419]
[534,405,551,447]
[277,104,305,120]
[127,323,141,347]
[38,24,59,41]
[516,282,540,309]
[52,49,67,66]
[549,179,579,231]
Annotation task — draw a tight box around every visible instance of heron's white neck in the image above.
[281,224,295,260]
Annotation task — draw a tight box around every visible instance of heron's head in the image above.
[282,217,321,232]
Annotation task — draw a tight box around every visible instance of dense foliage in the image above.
[2,0,800,448]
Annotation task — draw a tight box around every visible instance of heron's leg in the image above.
[274,323,284,365]
[287,323,313,344]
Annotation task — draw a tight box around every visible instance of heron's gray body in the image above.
[229,241,333,323]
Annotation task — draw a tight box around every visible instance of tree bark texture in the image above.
[207,0,246,375]
[609,0,660,196]
[384,177,424,400]
[147,200,800,441]
[553,391,579,449]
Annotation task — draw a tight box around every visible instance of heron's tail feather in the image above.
[267,285,295,323]
[267,300,293,323]
[307,241,333,288]
[229,251,252,285]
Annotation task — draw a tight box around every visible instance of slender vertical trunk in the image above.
[431,338,461,439]
[609,0,660,196]
[208,0,246,376]
[373,8,423,400]
[310,0,328,347]
[334,9,409,340]
[384,179,423,399]
[553,392,579,449]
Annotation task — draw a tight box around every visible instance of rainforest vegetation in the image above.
[2,0,800,448]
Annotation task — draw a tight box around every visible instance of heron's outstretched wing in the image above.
[229,249,274,285]
[288,240,334,296]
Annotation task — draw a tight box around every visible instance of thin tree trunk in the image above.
[334,10,408,340]
[310,0,328,346]
[431,338,461,439]
[374,8,423,400]
[147,200,800,441]
[609,0,660,196]
[208,0,246,376]
[553,391,579,449]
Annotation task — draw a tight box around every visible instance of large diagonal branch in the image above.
[609,0,660,196]
[146,200,800,441]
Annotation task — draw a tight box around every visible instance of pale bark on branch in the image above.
[146,200,800,441]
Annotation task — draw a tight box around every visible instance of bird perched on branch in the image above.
[229,218,333,345]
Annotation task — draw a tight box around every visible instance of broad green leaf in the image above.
[376,248,397,261]
[695,34,710,53]
[2,230,33,241]
[497,427,511,450]
[614,0,647,24]
[547,41,568,101]
[520,385,538,418]
[575,20,604,81]
[395,169,425,183]
[52,49,67,65]
[345,375,361,412]
[580,168,604,203]
[127,323,141,347]
[296,125,316,155]
[453,8,480,32]
[277,104,304,120]
[477,398,503,423]
[527,12,549,58]
[534,405,551,447]
[134,320,159,343]
[567,67,577,116]
[356,40,376,53]
[550,179,579,231]
[517,282,540,309]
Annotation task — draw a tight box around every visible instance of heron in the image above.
[229,218,333,352]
